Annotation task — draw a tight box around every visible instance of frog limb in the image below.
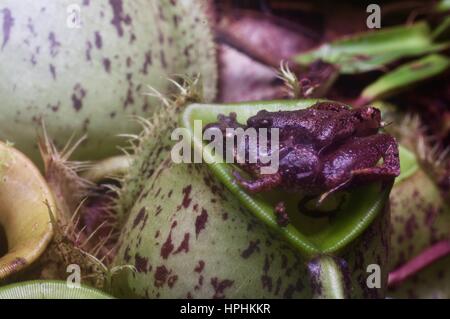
[233,170,282,193]
[351,135,400,179]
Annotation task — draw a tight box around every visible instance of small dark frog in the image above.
[205,102,400,225]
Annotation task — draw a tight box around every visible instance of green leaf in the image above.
[396,145,419,185]
[435,0,450,12]
[361,54,450,102]
[294,22,449,74]
[0,280,113,299]
[432,16,450,40]
[181,100,394,257]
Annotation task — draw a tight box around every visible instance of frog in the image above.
[246,102,382,150]
[205,102,400,225]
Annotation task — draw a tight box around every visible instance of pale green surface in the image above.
[0,0,216,164]
[0,280,112,299]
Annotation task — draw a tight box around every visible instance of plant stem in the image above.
[307,255,350,299]
[388,240,450,287]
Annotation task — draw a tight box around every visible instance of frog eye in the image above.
[259,119,272,126]
[247,115,271,127]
